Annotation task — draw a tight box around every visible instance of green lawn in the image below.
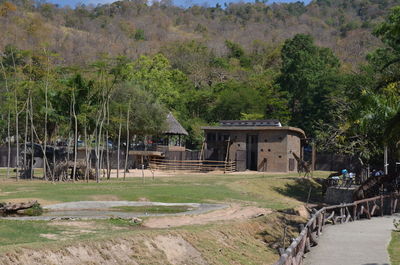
[389,231,400,265]
[0,172,327,210]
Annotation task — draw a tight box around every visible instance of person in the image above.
[341,169,349,186]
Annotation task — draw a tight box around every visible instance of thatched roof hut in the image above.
[165,113,188,136]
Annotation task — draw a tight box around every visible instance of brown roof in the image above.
[165,113,188,136]
[201,126,306,138]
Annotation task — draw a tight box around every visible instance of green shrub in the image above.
[23,202,43,216]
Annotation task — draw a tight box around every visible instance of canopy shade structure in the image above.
[164,113,188,136]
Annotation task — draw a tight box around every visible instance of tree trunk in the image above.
[7,110,11,179]
[124,103,130,180]
[14,89,19,181]
[84,125,89,183]
[30,96,34,180]
[106,100,111,179]
[117,110,122,179]
[72,90,78,182]
[23,98,28,175]
[0,59,11,179]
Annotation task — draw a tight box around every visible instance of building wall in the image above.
[286,132,301,172]
[257,130,289,172]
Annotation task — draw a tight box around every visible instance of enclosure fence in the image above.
[149,159,236,173]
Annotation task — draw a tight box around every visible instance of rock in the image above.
[131,217,142,224]
[252,213,265,218]
[294,205,310,219]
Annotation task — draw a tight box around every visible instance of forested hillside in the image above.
[1,0,400,166]
[0,0,397,65]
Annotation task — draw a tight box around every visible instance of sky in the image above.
[48,0,312,9]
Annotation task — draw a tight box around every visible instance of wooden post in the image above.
[306,186,312,208]
[390,195,393,215]
[384,145,388,175]
[311,141,316,178]
[142,163,145,184]
[353,204,357,221]
[224,137,231,174]
[282,226,287,249]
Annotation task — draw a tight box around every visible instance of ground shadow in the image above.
[274,178,323,204]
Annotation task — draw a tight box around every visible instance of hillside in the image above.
[0,0,397,66]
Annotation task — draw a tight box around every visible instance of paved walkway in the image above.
[304,214,399,265]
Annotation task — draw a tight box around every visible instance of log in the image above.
[0,200,38,213]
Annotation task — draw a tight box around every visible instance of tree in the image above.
[278,34,342,137]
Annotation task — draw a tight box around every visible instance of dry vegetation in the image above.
[0,213,305,265]
[0,0,396,67]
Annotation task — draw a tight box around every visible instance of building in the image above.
[201,120,306,172]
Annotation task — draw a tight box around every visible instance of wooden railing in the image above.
[149,159,236,173]
[274,192,400,265]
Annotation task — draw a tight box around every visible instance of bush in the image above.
[23,202,43,216]
[394,219,400,231]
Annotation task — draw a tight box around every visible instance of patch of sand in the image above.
[151,235,207,265]
[49,221,99,229]
[143,204,272,228]
[40,233,62,240]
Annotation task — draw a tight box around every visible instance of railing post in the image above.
[353,203,357,221]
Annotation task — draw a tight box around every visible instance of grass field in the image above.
[0,171,328,262]
[0,171,327,209]
[389,231,400,265]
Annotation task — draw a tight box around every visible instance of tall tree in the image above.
[278,34,342,137]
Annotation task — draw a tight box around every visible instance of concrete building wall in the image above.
[257,130,289,172]
[287,131,301,172]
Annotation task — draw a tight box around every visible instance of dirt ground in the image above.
[143,204,272,228]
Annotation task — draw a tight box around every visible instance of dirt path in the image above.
[143,204,272,228]
[304,214,399,265]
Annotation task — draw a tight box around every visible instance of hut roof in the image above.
[165,113,188,136]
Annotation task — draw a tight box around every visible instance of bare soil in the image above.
[0,210,307,265]
[143,204,272,228]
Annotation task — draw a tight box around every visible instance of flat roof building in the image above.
[201,120,305,172]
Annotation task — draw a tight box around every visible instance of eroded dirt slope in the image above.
[0,213,304,265]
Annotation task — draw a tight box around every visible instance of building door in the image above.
[246,135,258,170]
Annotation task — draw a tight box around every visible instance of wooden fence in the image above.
[274,192,400,265]
[149,159,236,173]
